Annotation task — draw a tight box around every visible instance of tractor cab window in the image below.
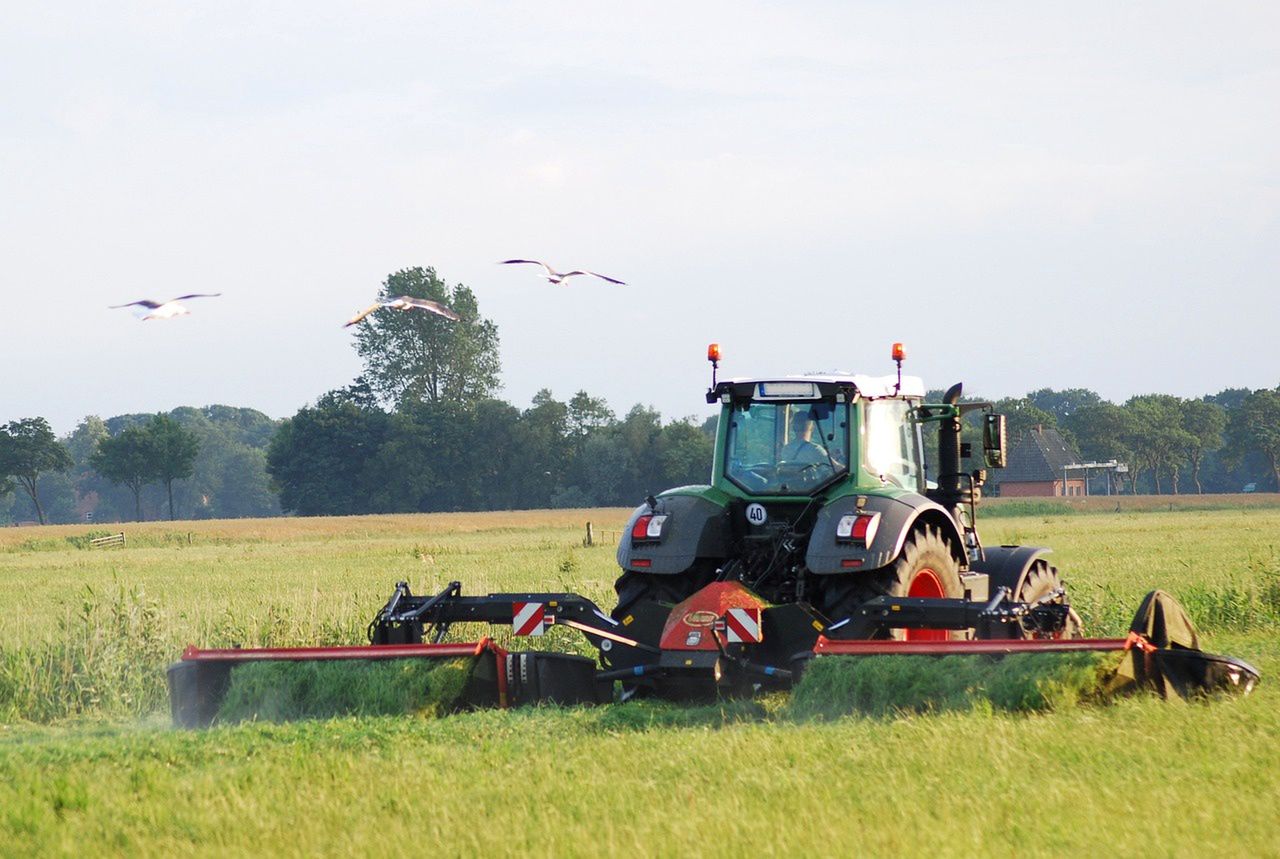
[725,400,848,495]
[862,398,922,491]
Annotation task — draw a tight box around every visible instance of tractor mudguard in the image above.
[617,492,729,574]
[805,492,965,574]
[969,544,1051,596]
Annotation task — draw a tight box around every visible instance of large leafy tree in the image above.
[267,397,390,515]
[0,418,74,525]
[1226,388,1280,492]
[91,426,155,521]
[146,415,200,520]
[352,267,501,409]
[1180,399,1227,494]
[1123,395,1194,494]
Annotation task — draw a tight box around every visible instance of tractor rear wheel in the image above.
[610,565,713,621]
[1009,560,1084,639]
[821,526,966,640]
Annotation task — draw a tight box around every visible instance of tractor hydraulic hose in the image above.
[597,664,661,682]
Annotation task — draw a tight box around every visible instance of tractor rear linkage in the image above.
[368,578,1077,658]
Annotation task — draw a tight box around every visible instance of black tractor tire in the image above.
[821,526,966,640]
[1008,559,1084,640]
[610,564,714,621]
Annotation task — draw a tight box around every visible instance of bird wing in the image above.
[398,297,462,321]
[109,299,162,309]
[500,259,557,277]
[563,271,626,285]
[169,293,222,302]
[344,302,384,327]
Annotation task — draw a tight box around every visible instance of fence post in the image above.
[584,521,594,547]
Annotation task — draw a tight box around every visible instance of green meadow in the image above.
[1,505,1278,856]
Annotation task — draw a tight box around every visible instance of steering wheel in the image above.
[776,460,825,483]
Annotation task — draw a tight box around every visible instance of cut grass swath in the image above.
[789,651,1124,718]
[215,657,477,723]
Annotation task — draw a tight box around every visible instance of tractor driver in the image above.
[781,410,829,465]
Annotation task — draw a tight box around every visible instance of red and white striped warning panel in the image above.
[724,607,763,643]
[512,602,546,636]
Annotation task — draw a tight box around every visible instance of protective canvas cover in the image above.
[1105,590,1260,699]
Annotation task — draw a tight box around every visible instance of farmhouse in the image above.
[997,425,1086,497]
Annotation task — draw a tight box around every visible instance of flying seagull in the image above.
[344,295,462,327]
[499,259,625,285]
[109,293,222,320]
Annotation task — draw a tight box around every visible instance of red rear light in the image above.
[633,558,652,568]
[836,512,880,544]
[631,514,667,541]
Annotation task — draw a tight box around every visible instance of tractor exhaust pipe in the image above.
[934,383,968,512]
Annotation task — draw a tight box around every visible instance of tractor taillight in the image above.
[631,515,667,541]
[836,512,880,545]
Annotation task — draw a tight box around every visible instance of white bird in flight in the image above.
[344,295,462,327]
[109,293,222,320]
[499,260,625,285]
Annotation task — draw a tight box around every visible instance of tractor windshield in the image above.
[724,399,848,495]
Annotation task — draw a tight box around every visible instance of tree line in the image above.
[3,265,1278,524]
[0,407,279,525]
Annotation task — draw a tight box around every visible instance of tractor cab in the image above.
[707,374,927,498]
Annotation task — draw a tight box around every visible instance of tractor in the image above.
[610,342,1080,649]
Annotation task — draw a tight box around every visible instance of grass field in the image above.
[1,505,1278,856]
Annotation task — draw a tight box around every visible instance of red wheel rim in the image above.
[905,568,947,641]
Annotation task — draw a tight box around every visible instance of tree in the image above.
[146,415,200,520]
[1123,395,1193,494]
[1226,388,1280,492]
[1180,399,1227,494]
[1026,388,1104,424]
[567,391,615,438]
[267,397,390,515]
[655,419,713,488]
[91,426,155,521]
[0,418,74,525]
[352,267,501,409]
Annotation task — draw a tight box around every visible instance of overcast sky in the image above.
[3,2,1278,434]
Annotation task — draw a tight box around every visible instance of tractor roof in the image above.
[711,373,925,402]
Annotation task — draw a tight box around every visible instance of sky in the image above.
[3,1,1278,434]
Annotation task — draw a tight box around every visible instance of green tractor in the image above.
[613,343,1081,641]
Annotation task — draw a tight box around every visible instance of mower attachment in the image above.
[812,589,1260,700]
[167,582,1260,726]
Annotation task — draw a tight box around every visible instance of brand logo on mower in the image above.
[683,610,718,627]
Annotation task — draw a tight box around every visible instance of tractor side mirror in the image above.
[983,413,1008,469]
